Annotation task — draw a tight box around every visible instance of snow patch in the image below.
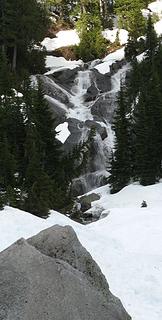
[45,56,83,74]
[148,0,162,16]
[94,47,125,74]
[42,29,80,51]
[56,122,71,143]
[103,28,128,45]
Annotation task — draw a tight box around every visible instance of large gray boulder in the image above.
[0,225,131,320]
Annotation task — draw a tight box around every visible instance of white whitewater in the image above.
[69,70,93,121]
[111,63,131,92]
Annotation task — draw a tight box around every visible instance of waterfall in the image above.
[43,60,130,195]
[69,70,93,121]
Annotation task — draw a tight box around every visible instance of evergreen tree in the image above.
[0,135,16,189]
[115,0,146,39]
[145,14,158,60]
[0,192,5,210]
[125,35,138,61]
[0,51,12,95]
[5,185,18,208]
[75,1,107,61]
[0,0,50,71]
[133,68,162,185]
[109,82,131,193]
[32,80,61,177]
[25,171,53,217]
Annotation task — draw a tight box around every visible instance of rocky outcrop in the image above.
[92,69,111,93]
[0,225,131,320]
[52,67,80,91]
[84,84,99,102]
[91,92,116,123]
[64,118,88,152]
[78,193,100,212]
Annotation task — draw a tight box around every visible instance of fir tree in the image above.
[145,14,158,61]
[109,82,131,193]
[75,2,107,61]
[133,68,162,185]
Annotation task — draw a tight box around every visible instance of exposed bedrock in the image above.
[0,225,131,320]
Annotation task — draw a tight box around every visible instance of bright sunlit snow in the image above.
[94,47,125,74]
[154,18,162,36]
[148,0,162,16]
[1,182,162,320]
[102,28,128,45]
[45,56,83,74]
[42,30,80,51]
[56,122,71,143]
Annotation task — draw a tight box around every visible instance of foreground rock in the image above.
[0,225,131,320]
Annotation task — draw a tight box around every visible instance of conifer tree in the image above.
[0,135,16,188]
[0,192,5,210]
[109,82,131,193]
[133,67,162,185]
[32,80,61,177]
[145,14,158,60]
[115,0,146,39]
[0,51,12,95]
[0,0,49,71]
[76,1,107,61]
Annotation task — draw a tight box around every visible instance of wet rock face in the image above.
[0,225,131,320]
[39,75,70,104]
[92,69,111,93]
[51,67,80,91]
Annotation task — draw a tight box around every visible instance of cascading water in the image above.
[43,60,130,195]
[69,70,93,121]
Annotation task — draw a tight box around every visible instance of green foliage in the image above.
[0,192,5,210]
[76,12,107,61]
[109,83,131,193]
[115,0,146,39]
[0,0,50,72]
[133,66,162,185]
[145,15,158,60]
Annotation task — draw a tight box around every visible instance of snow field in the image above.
[1,182,162,320]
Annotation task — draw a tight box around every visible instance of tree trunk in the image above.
[12,45,17,71]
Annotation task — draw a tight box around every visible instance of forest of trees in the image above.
[0,0,162,215]
[0,0,95,216]
[109,16,162,193]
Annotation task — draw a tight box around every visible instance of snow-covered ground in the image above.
[149,0,162,16]
[102,28,128,45]
[42,29,80,51]
[95,47,125,74]
[1,182,162,320]
[45,56,83,74]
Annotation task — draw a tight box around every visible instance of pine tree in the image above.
[1,0,50,71]
[145,14,158,61]
[125,35,138,61]
[133,68,162,185]
[115,0,146,39]
[109,82,131,193]
[0,192,4,210]
[25,171,53,217]
[0,51,12,95]
[75,1,107,61]
[32,80,61,178]
[0,135,16,189]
